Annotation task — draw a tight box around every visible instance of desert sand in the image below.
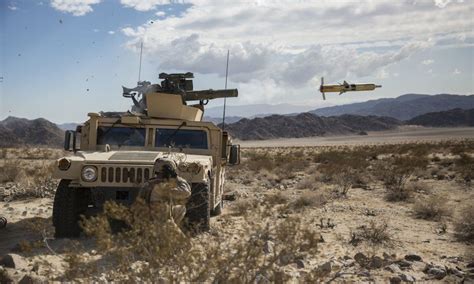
[1,133,473,282]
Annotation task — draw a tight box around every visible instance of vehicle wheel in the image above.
[53,180,90,238]
[211,200,223,216]
[185,182,210,232]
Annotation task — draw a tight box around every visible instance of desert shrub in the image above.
[332,169,355,197]
[296,174,321,190]
[314,148,369,182]
[231,198,259,216]
[244,149,310,182]
[454,204,474,243]
[454,153,474,183]
[0,155,56,186]
[289,191,328,210]
[413,195,451,221]
[246,151,275,172]
[405,181,429,193]
[264,191,290,205]
[352,220,392,247]
[67,200,321,282]
[376,156,428,202]
[0,160,21,183]
[382,173,412,201]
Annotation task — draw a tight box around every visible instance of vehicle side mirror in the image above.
[64,130,76,151]
[229,144,240,165]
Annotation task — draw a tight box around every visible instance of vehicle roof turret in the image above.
[122,72,238,122]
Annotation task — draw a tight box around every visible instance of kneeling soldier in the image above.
[139,158,191,228]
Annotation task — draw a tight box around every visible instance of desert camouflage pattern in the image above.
[53,72,240,229]
[138,159,191,227]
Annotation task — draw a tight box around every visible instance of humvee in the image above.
[52,73,241,238]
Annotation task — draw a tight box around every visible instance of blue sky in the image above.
[1,0,473,123]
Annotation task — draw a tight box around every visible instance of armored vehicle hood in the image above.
[73,150,212,165]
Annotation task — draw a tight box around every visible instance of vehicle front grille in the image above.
[99,166,151,184]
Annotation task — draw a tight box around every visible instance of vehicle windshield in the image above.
[155,128,208,149]
[97,127,146,147]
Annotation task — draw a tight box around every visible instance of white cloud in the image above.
[156,11,166,17]
[422,59,435,65]
[8,5,18,10]
[434,0,464,8]
[93,28,100,32]
[108,30,115,35]
[453,68,461,75]
[50,0,101,16]
[121,0,472,102]
[120,0,174,11]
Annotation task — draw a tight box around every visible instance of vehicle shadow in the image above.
[0,216,95,257]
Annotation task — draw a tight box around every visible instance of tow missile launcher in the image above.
[122,72,238,120]
[53,72,241,237]
[319,77,381,100]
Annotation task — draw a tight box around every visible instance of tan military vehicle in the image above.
[52,73,241,238]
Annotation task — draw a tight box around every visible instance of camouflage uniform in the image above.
[139,159,191,226]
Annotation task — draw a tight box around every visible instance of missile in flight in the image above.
[320,77,381,100]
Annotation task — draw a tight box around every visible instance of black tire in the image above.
[185,182,210,232]
[211,200,223,216]
[53,180,90,238]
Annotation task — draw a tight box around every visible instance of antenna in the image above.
[222,50,230,130]
[138,41,143,82]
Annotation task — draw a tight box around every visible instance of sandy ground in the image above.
[218,178,474,282]
[1,131,473,282]
[239,126,474,147]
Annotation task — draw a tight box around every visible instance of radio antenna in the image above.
[222,50,230,130]
[138,41,143,82]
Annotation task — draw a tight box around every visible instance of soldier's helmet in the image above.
[153,158,178,178]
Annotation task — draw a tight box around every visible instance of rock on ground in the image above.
[0,254,28,270]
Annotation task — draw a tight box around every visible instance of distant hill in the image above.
[0,117,64,147]
[224,113,401,140]
[57,123,80,131]
[205,103,315,118]
[406,108,474,127]
[311,94,474,120]
[203,116,243,125]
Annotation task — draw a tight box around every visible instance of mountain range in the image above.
[310,94,474,120]
[1,94,473,146]
[204,103,315,118]
[0,117,64,147]
[223,113,402,140]
[406,108,473,127]
[204,94,474,122]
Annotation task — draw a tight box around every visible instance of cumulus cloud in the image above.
[422,59,435,65]
[120,0,174,11]
[434,0,464,8]
[50,0,101,16]
[108,30,115,35]
[121,0,472,102]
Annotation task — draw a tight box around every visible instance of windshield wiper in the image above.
[100,114,146,145]
[100,117,122,138]
[162,121,186,147]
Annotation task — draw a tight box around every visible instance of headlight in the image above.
[81,166,97,182]
[58,158,71,171]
